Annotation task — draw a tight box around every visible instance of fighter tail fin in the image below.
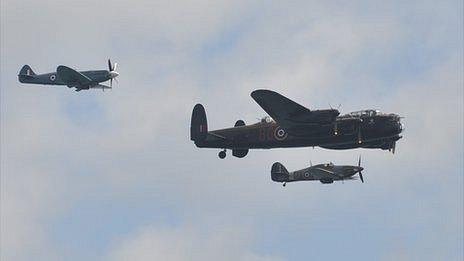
[271,162,289,182]
[19,65,36,76]
[190,104,208,142]
[18,65,37,83]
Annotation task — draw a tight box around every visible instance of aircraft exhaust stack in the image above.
[190,104,208,142]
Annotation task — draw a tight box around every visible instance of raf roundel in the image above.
[50,74,56,81]
[274,126,288,141]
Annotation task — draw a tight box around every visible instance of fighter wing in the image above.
[56,65,92,88]
[91,84,112,90]
[310,166,338,180]
[251,89,339,134]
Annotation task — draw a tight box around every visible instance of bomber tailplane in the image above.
[190,104,208,142]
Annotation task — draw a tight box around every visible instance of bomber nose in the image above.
[395,116,404,133]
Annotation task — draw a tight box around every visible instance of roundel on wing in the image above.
[50,74,56,81]
[274,126,288,141]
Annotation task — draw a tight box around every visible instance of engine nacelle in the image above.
[232,149,248,158]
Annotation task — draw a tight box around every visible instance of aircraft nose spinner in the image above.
[109,71,119,78]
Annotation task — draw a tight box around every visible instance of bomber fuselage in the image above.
[195,110,403,151]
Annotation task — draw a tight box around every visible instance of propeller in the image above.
[107,59,119,88]
[332,104,341,135]
[357,127,362,144]
[358,155,364,183]
[328,103,341,110]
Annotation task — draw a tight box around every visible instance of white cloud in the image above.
[1,0,462,260]
[107,223,283,261]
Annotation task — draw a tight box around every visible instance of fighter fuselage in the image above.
[18,70,111,86]
[271,162,364,184]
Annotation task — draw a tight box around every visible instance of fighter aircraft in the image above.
[18,59,119,92]
[271,156,365,186]
[191,89,403,159]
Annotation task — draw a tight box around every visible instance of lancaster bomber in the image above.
[191,89,403,159]
[271,157,365,186]
[18,59,119,92]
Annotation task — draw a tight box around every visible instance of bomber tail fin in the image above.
[271,162,289,182]
[190,104,208,142]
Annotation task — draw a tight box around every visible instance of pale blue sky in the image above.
[1,1,463,260]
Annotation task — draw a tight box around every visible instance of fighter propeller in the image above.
[358,155,364,183]
[107,58,119,89]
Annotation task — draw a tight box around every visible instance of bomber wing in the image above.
[251,89,339,134]
[56,65,93,88]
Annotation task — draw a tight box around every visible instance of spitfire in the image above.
[191,89,403,159]
[18,59,119,92]
[272,156,365,186]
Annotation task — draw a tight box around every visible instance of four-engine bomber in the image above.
[191,89,403,159]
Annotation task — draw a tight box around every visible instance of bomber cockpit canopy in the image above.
[348,109,380,117]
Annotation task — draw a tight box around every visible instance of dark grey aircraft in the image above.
[191,89,403,159]
[271,157,365,186]
[18,59,119,92]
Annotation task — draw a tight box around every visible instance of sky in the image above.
[1,0,463,260]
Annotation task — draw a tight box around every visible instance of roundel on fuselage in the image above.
[50,74,56,81]
[274,126,288,141]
